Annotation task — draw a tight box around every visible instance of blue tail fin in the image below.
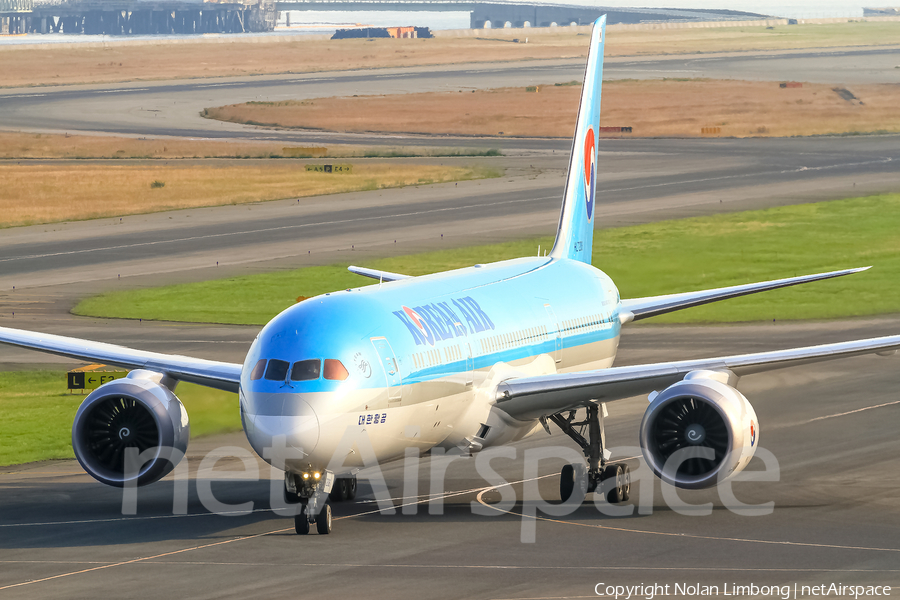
[549,15,606,264]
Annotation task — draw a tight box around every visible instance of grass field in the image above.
[0,371,240,467]
[0,162,499,228]
[1,21,898,88]
[74,193,900,325]
[0,131,501,160]
[204,79,900,139]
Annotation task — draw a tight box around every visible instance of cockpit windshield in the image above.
[250,357,349,382]
[291,359,321,381]
[324,359,349,381]
[250,359,267,380]
[264,359,290,381]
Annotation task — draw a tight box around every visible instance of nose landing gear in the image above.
[285,469,340,535]
[285,471,358,535]
[292,502,333,535]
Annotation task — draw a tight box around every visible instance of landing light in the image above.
[302,473,310,480]
[313,472,321,480]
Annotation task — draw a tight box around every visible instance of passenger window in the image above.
[264,359,289,381]
[291,359,321,381]
[250,359,267,380]
[324,359,350,381]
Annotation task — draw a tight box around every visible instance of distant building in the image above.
[331,25,432,39]
[386,25,416,38]
[863,6,900,15]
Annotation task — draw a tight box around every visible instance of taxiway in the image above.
[1,44,900,600]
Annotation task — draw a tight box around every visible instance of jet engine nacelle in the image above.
[638,372,758,490]
[71,370,190,487]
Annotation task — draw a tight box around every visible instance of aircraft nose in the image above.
[242,392,319,461]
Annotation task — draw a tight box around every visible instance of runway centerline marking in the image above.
[0,196,557,264]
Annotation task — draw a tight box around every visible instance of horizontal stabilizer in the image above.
[619,267,870,324]
[348,266,412,282]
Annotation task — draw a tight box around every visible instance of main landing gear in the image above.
[329,476,358,502]
[284,470,358,535]
[548,403,631,504]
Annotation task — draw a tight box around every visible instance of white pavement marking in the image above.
[603,157,893,194]
[0,473,539,589]
[474,486,900,554]
[804,399,900,424]
[1,559,897,574]
[0,508,276,528]
[0,527,293,591]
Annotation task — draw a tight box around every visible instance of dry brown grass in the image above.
[205,79,900,138]
[0,163,496,227]
[599,20,900,56]
[2,21,898,88]
[0,131,498,159]
[0,34,588,88]
[0,132,288,159]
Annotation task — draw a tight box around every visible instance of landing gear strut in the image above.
[547,402,630,503]
[285,469,338,535]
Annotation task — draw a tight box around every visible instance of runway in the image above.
[2,136,899,296]
[2,43,900,599]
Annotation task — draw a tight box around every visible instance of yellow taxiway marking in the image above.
[804,399,900,424]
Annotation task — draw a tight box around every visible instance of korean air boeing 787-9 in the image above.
[2,16,899,535]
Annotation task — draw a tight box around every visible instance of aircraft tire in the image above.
[316,504,333,535]
[604,464,624,504]
[559,464,576,502]
[329,479,348,502]
[295,505,310,535]
[346,477,358,501]
[620,464,631,502]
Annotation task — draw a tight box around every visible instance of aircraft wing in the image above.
[347,266,412,282]
[494,334,900,421]
[618,267,869,324]
[0,326,243,392]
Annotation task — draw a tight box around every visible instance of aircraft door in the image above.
[543,304,563,363]
[370,337,402,404]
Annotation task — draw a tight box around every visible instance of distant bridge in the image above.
[0,0,33,13]
[2,0,273,34]
[276,1,770,29]
[1,0,768,35]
